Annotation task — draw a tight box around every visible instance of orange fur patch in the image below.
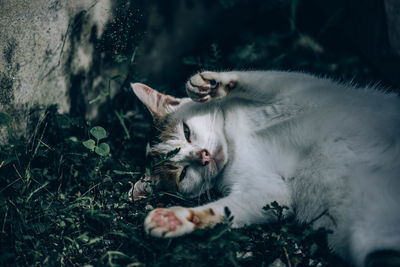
[224,81,236,94]
[187,208,223,229]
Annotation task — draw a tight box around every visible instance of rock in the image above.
[0,0,115,142]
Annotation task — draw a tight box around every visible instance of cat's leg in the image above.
[145,190,288,238]
[186,70,314,104]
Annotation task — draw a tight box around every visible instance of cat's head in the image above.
[132,83,228,198]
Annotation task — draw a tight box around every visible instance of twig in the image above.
[114,110,131,139]
[57,172,63,194]
[282,246,292,267]
[28,110,48,154]
[29,176,60,202]
[2,205,8,233]
[58,22,71,67]
[32,121,48,160]
[161,192,188,201]
[8,200,25,223]
[26,181,49,202]
[44,197,55,213]
[39,140,54,151]
[0,175,23,194]
[80,182,101,197]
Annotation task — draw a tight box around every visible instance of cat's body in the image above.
[131,71,400,267]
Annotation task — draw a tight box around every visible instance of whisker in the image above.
[198,183,206,204]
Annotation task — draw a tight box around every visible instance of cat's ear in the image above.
[131,83,181,118]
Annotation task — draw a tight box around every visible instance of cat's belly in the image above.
[221,104,298,203]
[223,102,299,176]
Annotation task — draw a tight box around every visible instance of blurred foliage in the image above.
[0,0,389,266]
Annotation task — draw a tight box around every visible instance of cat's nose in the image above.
[199,149,211,166]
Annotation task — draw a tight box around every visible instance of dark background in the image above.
[99,0,400,101]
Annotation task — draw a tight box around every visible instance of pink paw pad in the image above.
[151,210,183,232]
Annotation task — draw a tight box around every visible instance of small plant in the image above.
[82,126,110,157]
[149,148,180,168]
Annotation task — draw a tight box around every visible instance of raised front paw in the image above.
[186,71,237,102]
[144,207,197,238]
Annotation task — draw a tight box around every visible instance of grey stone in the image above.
[0,0,115,141]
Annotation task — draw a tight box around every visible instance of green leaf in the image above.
[90,126,107,141]
[26,181,49,202]
[23,235,34,240]
[166,147,181,158]
[87,237,102,245]
[89,91,110,104]
[69,136,78,142]
[151,148,181,168]
[112,170,140,175]
[101,251,131,263]
[108,231,129,238]
[82,139,95,151]
[95,143,110,156]
[0,112,12,126]
[77,232,89,243]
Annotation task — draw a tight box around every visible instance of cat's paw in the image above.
[144,207,197,238]
[186,71,237,102]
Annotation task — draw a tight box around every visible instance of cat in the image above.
[131,70,400,267]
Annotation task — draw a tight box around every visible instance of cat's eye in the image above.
[183,122,191,143]
[179,166,188,182]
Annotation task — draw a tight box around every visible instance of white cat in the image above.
[131,71,400,267]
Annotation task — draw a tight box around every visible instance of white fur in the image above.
[136,71,400,267]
